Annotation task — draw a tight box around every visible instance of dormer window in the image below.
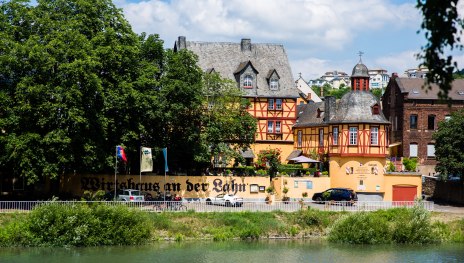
[372,104,380,115]
[270,79,279,90]
[267,69,280,91]
[243,75,253,88]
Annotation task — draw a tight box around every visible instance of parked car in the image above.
[206,193,243,207]
[117,189,145,202]
[312,188,358,203]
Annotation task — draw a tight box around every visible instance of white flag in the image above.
[140,147,153,172]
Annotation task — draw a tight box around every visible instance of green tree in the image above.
[371,88,384,99]
[311,83,331,98]
[327,86,350,99]
[199,72,256,168]
[432,109,464,180]
[0,0,161,183]
[255,148,282,179]
[417,0,463,100]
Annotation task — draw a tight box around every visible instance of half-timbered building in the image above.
[293,58,421,201]
[174,37,300,164]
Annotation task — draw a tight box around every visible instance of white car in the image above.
[117,189,145,202]
[206,193,243,207]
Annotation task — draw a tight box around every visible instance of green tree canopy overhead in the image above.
[432,110,464,180]
[0,0,155,183]
[0,0,256,184]
[417,0,463,100]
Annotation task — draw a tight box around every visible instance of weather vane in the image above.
[358,51,364,62]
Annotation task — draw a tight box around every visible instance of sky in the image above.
[114,0,464,81]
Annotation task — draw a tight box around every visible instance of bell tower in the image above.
[351,52,370,91]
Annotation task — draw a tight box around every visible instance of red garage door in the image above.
[392,185,417,201]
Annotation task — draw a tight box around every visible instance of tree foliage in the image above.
[0,0,256,184]
[417,0,463,100]
[432,109,464,179]
[255,148,282,179]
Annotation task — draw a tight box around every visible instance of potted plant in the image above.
[266,186,275,204]
[282,187,289,204]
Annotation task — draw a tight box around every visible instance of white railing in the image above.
[0,200,434,213]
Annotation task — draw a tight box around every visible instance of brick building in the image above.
[382,75,464,175]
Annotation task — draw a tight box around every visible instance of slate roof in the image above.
[351,62,369,78]
[395,78,464,100]
[293,101,325,128]
[330,91,389,124]
[174,37,299,98]
[294,91,390,127]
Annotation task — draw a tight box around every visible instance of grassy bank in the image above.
[0,204,463,247]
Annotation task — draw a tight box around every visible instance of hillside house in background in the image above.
[369,68,389,89]
[382,76,464,176]
[308,70,351,89]
[174,37,300,165]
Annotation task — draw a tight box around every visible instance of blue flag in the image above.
[162,148,168,172]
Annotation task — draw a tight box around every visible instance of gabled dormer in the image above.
[266,69,280,91]
[234,60,259,90]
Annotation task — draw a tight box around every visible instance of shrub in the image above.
[329,212,391,244]
[8,202,152,247]
[329,206,440,245]
[403,157,418,172]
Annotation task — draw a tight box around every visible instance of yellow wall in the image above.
[329,157,386,192]
[61,174,272,200]
[59,174,332,201]
[383,173,423,201]
[329,157,422,201]
[274,176,331,200]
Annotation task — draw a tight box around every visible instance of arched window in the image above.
[243,75,253,88]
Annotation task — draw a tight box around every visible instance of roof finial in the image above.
[358,51,364,63]
[298,72,302,79]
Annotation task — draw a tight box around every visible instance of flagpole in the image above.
[114,146,117,200]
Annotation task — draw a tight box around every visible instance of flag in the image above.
[116,146,127,163]
[140,147,153,172]
[162,147,168,172]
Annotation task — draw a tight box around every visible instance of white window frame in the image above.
[268,99,274,110]
[349,127,358,145]
[333,127,338,145]
[275,121,281,133]
[275,99,282,110]
[267,121,274,133]
[270,79,278,90]
[243,75,253,88]
[370,127,379,145]
[427,144,435,157]
[410,143,418,157]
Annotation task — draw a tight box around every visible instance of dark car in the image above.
[312,188,358,203]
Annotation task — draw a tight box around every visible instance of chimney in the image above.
[324,96,336,122]
[177,36,186,50]
[241,38,251,52]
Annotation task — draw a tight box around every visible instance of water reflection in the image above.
[1,240,464,263]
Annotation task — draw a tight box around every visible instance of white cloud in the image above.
[375,50,421,76]
[117,0,423,78]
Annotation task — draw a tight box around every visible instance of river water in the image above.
[1,240,463,263]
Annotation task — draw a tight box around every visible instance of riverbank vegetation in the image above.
[0,203,463,247]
